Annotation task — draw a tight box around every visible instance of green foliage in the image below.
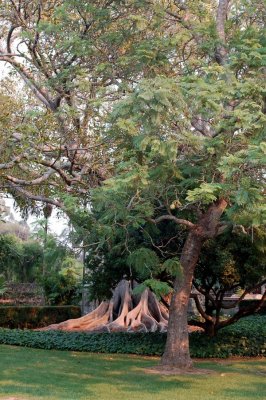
[0,233,44,282]
[30,223,83,303]
[196,229,266,291]
[42,235,71,274]
[84,210,185,300]
[111,76,186,136]
[162,257,182,276]
[190,315,266,358]
[0,229,82,288]
[0,275,6,295]
[186,183,223,205]
[133,279,172,298]
[127,248,160,279]
[21,241,43,282]
[0,306,80,329]
[192,229,266,335]
[0,234,23,281]
[0,315,264,358]
[40,271,80,306]
[239,300,266,315]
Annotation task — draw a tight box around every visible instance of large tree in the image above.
[89,0,265,369]
[0,0,265,371]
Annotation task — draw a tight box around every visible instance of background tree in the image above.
[0,234,23,281]
[0,233,44,282]
[31,222,83,304]
[0,275,7,295]
[21,240,43,282]
[191,228,266,336]
[0,0,163,206]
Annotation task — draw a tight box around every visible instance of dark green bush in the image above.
[239,300,266,315]
[190,315,266,357]
[0,315,265,358]
[40,273,80,305]
[0,306,81,329]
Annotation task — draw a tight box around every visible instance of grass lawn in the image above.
[0,345,265,400]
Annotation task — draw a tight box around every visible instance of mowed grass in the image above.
[0,345,265,400]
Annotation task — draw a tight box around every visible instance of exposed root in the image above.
[39,279,170,333]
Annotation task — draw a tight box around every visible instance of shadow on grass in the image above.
[0,346,265,400]
[0,346,191,399]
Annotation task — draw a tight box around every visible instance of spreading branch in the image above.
[148,215,195,229]
[8,183,64,209]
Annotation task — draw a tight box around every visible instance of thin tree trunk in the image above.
[42,217,48,277]
[204,319,216,337]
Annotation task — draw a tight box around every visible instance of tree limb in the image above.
[218,288,266,329]
[0,54,58,110]
[148,215,195,229]
[0,156,25,170]
[8,183,64,209]
[215,0,230,64]
[190,293,213,321]
[5,170,56,186]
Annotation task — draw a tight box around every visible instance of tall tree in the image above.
[89,0,265,369]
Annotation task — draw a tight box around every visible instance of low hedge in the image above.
[0,306,81,329]
[189,315,266,358]
[0,315,265,358]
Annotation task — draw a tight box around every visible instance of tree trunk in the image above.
[161,232,203,368]
[204,319,216,337]
[161,199,228,369]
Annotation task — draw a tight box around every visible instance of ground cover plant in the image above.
[0,316,265,358]
[0,344,265,400]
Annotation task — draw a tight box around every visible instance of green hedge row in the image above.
[0,315,265,358]
[0,306,81,329]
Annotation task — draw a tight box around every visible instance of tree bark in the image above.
[204,319,216,337]
[161,231,203,368]
[161,199,228,369]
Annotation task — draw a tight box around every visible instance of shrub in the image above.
[40,273,80,305]
[239,300,266,315]
[0,306,81,329]
[0,315,264,358]
[190,315,266,357]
